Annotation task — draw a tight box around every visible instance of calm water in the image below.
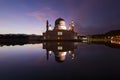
[0,42,120,80]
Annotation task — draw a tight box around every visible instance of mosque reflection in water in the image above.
[43,42,78,62]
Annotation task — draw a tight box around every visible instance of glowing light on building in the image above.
[111,40,120,45]
[74,36,78,39]
[49,26,52,30]
[111,35,120,45]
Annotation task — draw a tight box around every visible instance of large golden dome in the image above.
[54,18,67,30]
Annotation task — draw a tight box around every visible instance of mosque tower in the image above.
[46,20,49,31]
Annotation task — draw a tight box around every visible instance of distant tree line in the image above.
[0,34,28,39]
[0,34,43,42]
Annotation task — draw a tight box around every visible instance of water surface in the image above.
[0,42,120,80]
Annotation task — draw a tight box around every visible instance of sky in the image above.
[0,0,120,35]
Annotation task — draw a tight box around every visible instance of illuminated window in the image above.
[58,46,63,50]
[74,36,78,39]
[58,32,62,35]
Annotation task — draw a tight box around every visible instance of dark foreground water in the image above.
[0,42,120,80]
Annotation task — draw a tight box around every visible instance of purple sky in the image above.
[0,0,120,35]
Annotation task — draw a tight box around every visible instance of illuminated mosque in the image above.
[43,18,78,40]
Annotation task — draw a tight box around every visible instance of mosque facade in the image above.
[43,18,78,40]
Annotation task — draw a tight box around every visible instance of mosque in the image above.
[43,18,78,40]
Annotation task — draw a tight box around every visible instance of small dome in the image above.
[54,18,67,30]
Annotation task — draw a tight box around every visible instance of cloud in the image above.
[28,7,59,23]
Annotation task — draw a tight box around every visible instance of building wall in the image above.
[43,30,77,40]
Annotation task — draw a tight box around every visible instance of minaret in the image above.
[71,20,74,31]
[46,20,49,31]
